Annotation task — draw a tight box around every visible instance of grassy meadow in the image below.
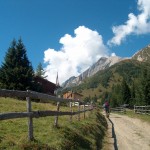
[0,97,107,149]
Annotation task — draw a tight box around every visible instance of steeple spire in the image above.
[56,72,59,87]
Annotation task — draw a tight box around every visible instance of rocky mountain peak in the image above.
[62,55,123,88]
[132,44,150,62]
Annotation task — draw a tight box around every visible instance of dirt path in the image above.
[106,113,150,150]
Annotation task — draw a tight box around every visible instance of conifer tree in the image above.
[135,81,144,105]
[136,68,148,105]
[35,62,47,78]
[0,38,34,90]
[111,84,122,107]
[143,68,150,105]
[121,78,131,104]
[130,81,135,106]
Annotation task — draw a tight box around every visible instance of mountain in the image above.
[72,58,150,104]
[132,44,150,62]
[62,44,150,89]
[62,56,123,88]
[61,76,76,87]
[60,44,150,107]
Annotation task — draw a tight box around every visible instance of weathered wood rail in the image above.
[0,89,93,141]
[134,105,150,115]
[111,107,126,113]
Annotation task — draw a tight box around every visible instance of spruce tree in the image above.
[135,80,144,105]
[111,84,122,107]
[0,38,34,90]
[136,68,148,105]
[121,78,131,104]
[35,62,47,78]
[143,68,150,105]
[130,81,136,107]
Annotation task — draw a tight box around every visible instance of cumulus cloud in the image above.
[108,0,150,46]
[111,53,116,57]
[44,26,109,84]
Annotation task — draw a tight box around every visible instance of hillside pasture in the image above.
[0,97,107,149]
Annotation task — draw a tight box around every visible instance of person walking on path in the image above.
[103,100,110,118]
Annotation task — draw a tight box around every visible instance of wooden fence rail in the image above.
[111,107,126,113]
[0,89,80,102]
[0,89,93,141]
[134,105,150,115]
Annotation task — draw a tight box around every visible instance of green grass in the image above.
[125,110,150,124]
[112,109,150,124]
[0,97,107,149]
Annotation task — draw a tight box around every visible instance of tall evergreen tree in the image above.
[130,81,136,106]
[135,81,144,105]
[143,68,150,105]
[110,84,122,107]
[121,78,131,104]
[135,68,148,105]
[35,62,47,78]
[0,38,34,90]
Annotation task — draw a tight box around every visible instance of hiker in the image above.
[103,100,110,118]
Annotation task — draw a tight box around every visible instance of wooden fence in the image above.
[111,107,126,113]
[134,105,150,115]
[0,89,93,141]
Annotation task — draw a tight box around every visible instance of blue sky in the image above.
[0,0,150,84]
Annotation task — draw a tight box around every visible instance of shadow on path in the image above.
[108,118,118,150]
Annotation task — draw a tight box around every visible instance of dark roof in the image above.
[34,76,57,95]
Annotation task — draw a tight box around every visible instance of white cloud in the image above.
[44,26,109,84]
[111,53,116,57]
[108,0,150,46]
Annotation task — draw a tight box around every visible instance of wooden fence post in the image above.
[123,106,126,114]
[54,102,60,127]
[26,96,33,141]
[70,102,72,122]
[83,104,85,119]
[90,103,93,114]
[78,102,80,121]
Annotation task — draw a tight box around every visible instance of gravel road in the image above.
[107,113,150,150]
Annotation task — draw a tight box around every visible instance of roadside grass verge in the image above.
[125,110,150,124]
[111,109,150,124]
[0,97,107,149]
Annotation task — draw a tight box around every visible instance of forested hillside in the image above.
[65,59,150,107]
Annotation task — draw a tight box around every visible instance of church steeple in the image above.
[56,72,59,87]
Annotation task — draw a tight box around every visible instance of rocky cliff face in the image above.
[61,76,76,87]
[132,44,150,62]
[62,56,123,88]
